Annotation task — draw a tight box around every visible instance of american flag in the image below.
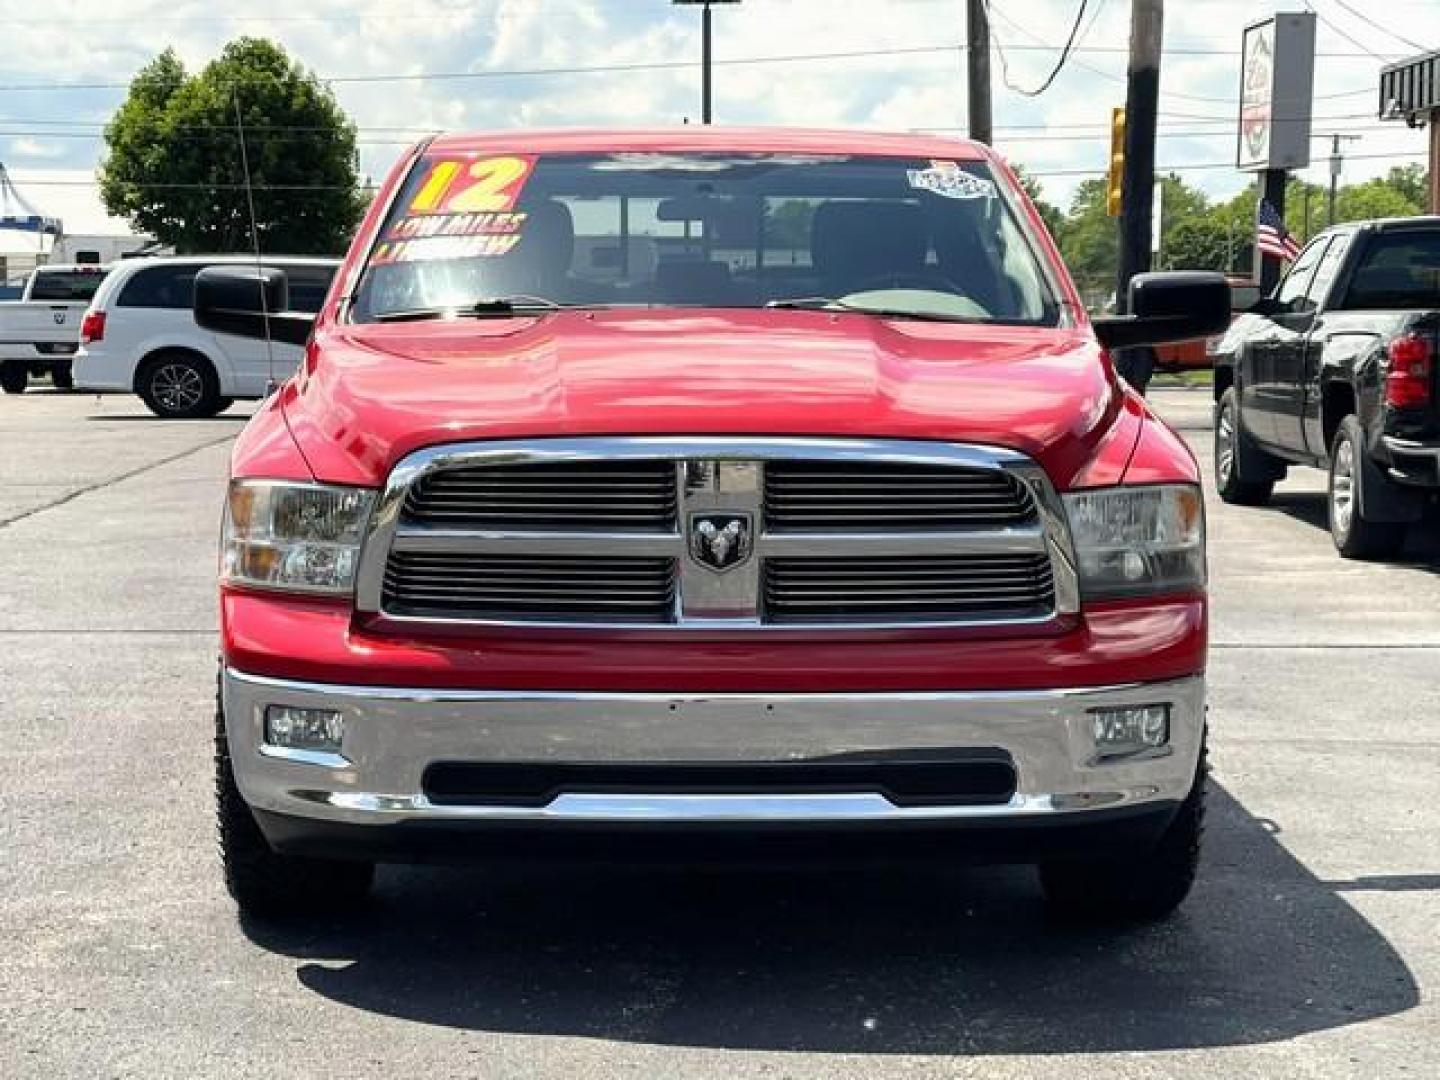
[1256,199,1302,261]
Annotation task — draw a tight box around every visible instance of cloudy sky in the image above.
[0,0,1435,240]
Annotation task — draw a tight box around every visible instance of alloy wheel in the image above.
[1331,438,1355,537]
[152,363,204,414]
[1216,406,1236,489]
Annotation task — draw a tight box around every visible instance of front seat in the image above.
[810,201,929,297]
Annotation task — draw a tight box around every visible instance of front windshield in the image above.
[351,151,1058,325]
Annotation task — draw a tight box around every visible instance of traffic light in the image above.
[1107,107,1126,218]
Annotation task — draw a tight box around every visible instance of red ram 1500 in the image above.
[201,129,1229,923]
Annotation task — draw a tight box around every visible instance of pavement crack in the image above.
[0,434,234,530]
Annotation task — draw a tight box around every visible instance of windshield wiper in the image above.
[765,296,980,324]
[373,295,567,322]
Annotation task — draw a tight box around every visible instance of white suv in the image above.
[74,255,339,418]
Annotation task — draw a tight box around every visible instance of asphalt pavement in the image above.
[1,385,1437,1079]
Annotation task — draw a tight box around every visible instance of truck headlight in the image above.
[1062,484,1204,599]
[222,481,376,595]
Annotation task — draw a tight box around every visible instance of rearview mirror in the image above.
[1092,271,1231,350]
[194,266,315,347]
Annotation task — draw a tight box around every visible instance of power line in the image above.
[5,150,1426,189]
[982,4,1238,105]
[1325,0,1433,54]
[0,38,1411,94]
[985,0,1090,98]
[1301,1,1396,63]
[0,112,1383,146]
[1018,149,1428,178]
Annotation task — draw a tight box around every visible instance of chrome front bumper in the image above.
[223,669,1205,828]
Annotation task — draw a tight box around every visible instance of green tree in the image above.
[1154,174,1224,270]
[101,39,363,254]
[1012,164,1064,239]
[765,199,814,251]
[1382,164,1428,208]
[1335,176,1423,223]
[1055,176,1118,304]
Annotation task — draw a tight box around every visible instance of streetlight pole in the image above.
[674,0,739,125]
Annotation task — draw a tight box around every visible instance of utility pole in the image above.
[673,1,740,125]
[966,0,992,144]
[1115,0,1162,317]
[1324,133,1361,225]
[702,2,713,123]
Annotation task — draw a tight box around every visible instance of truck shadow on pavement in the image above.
[243,782,1420,1054]
[1269,492,1440,570]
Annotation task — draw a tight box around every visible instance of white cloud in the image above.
[8,137,64,159]
[0,0,1434,236]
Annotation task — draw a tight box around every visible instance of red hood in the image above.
[282,309,1122,489]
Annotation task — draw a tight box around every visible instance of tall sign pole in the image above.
[967,0,992,144]
[1115,0,1162,318]
[1237,13,1316,294]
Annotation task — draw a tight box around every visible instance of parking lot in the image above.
[1,385,1437,1079]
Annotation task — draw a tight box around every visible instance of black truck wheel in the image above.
[1328,416,1408,560]
[1214,388,1277,505]
[1039,737,1207,924]
[1,359,28,394]
[50,359,74,390]
[216,683,373,919]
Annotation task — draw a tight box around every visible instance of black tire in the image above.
[137,352,224,418]
[1328,415,1408,561]
[1214,388,1275,505]
[216,679,374,919]
[1039,737,1207,924]
[1,359,28,394]
[50,358,74,390]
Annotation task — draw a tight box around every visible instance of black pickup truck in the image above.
[1213,217,1439,558]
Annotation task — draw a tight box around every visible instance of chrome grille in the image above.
[404,460,676,531]
[765,461,1035,530]
[765,554,1055,623]
[383,553,677,623]
[360,438,1078,629]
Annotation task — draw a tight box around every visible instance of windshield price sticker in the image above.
[906,160,995,200]
[408,155,536,215]
[372,232,524,266]
[376,210,527,263]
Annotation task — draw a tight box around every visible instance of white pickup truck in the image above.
[1,264,109,394]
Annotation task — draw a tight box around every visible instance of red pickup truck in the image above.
[201,128,1228,924]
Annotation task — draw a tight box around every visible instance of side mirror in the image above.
[1092,271,1231,350]
[194,266,315,347]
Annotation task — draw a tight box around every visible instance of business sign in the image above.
[1237,13,1316,172]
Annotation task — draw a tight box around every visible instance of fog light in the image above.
[264,705,344,752]
[1090,704,1170,760]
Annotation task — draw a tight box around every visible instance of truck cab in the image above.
[0,264,109,393]
[1213,217,1440,558]
[201,128,1228,924]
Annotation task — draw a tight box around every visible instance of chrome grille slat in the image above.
[364,438,1073,628]
[765,461,1034,533]
[765,554,1053,623]
[405,460,676,532]
[383,553,676,622]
